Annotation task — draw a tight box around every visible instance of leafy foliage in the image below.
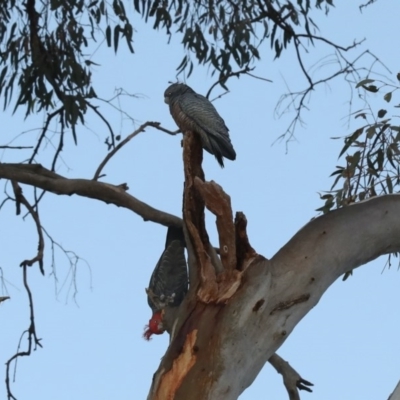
[318,73,400,214]
[133,0,335,86]
[0,0,133,150]
[0,0,348,164]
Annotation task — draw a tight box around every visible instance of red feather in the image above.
[143,311,164,341]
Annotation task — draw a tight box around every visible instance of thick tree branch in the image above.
[0,163,181,228]
[269,353,313,400]
[388,380,400,400]
[149,194,400,399]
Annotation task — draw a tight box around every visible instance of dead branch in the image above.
[234,212,258,271]
[11,181,45,274]
[193,178,243,303]
[5,265,42,400]
[193,179,236,272]
[0,163,181,228]
[182,132,217,302]
[269,353,313,400]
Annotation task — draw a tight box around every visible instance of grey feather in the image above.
[147,227,188,313]
[164,83,236,167]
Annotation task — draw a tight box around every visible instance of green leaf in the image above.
[320,194,334,200]
[363,85,379,93]
[339,128,364,158]
[355,78,374,88]
[386,147,397,169]
[348,151,361,171]
[124,23,134,53]
[384,92,392,102]
[377,109,387,118]
[376,148,384,170]
[330,173,342,191]
[72,124,78,145]
[366,125,375,139]
[330,167,344,177]
[355,112,367,119]
[106,25,111,47]
[114,25,121,53]
[176,55,188,72]
[0,66,8,91]
[386,175,393,194]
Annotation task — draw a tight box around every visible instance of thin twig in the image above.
[206,67,254,99]
[51,110,65,172]
[0,146,33,149]
[86,100,116,149]
[5,265,42,400]
[29,107,64,163]
[11,181,45,274]
[93,121,178,180]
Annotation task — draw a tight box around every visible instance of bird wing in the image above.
[147,239,188,312]
[164,226,185,248]
[177,92,236,162]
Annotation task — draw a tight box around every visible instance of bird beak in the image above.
[164,97,169,104]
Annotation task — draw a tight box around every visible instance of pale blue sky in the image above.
[1,2,400,399]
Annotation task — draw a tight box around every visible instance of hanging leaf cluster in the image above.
[318,73,400,214]
[0,0,133,142]
[133,0,335,86]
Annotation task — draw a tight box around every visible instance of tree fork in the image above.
[147,132,259,399]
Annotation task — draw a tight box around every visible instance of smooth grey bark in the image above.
[268,353,313,399]
[0,163,181,227]
[149,194,400,399]
[388,380,400,400]
[213,195,400,398]
[1,161,398,399]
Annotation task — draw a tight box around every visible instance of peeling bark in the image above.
[148,193,400,399]
[150,330,198,400]
[182,131,217,303]
[2,154,399,399]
